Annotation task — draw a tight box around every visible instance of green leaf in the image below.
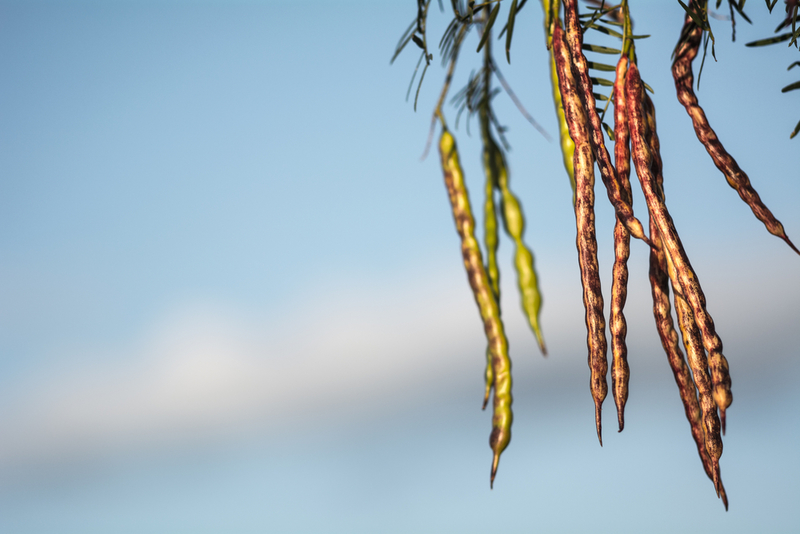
[766,0,779,13]
[730,0,752,24]
[477,3,500,53]
[781,80,800,93]
[582,43,621,54]
[790,118,800,139]
[789,62,800,70]
[586,23,623,39]
[643,82,655,94]
[746,33,792,46]
[677,0,708,30]
[631,34,651,39]
[390,19,417,64]
[586,60,616,72]
[602,121,615,141]
[593,92,609,101]
[590,77,614,87]
[506,0,518,63]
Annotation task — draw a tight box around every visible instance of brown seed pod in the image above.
[562,0,652,247]
[438,128,513,487]
[610,55,631,433]
[672,4,799,255]
[643,96,727,506]
[554,21,608,445]
[663,242,728,508]
[627,61,733,433]
[650,215,727,508]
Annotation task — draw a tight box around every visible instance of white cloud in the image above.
[0,250,797,473]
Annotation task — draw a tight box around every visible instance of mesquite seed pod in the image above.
[438,128,513,488]
[553,20,608,445]
[562,0,651,247]
[541,0,576,201]
[642,95,726,505]
[627,62,733,433]
[489,142,547,355]
[481,128,501,410]
[610,55,632,432]
[651,219,727,508]
[663,240,728,508]
[672,3,799,255]
[483,135,502,301]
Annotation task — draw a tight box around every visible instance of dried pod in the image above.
[610,55,631,432]
[563,0,651,246]
[672,4,799,255]
[643,96,727,506]
[438,128,512,487]
[627,61,732,433]
[553,21,608,445]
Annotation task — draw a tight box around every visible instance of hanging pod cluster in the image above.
[394,0,798,507]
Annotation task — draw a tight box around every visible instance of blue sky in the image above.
[1,1,799,532]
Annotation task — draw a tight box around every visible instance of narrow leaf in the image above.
[506,0,518,63]
[587,60,616,72]
[781,80,800,92]
[582,43,622,54]
[746,33,792,46]
[590,76,614,87]
[477,3,501,53]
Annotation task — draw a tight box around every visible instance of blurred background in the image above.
[1,1,798,532]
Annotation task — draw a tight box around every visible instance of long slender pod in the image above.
[554,21,608,445]
[542,0,577,203]
[481,114,501,410]
[643,94,727,506]
[562,0,651,246]
[627,62,733,433]
[610,55,631,432]
[649,220,727,508]
[491,143,548,355]
[438,129,512,487]
[672,1,800,255]
[482,140,501,301]
[663,243,728,508]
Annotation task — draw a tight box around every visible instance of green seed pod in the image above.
[610,55,631,432]
[554,21,608,445]
[438,128,513,488]
[486,141,548,355]
[542,0,576,203]
[563,0,651,247]
[627,61,732,434]
[672,6,799,256]
[483,135,501,301]
[481,126,500,410]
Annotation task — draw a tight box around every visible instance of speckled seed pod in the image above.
[553,21,608,445]
[672,5,799,255]
[610,55,631,432]
[627,62,733,433]
[643,93,728,498]
[438,129,512,487]
[651,217,727,508]
[489,142,547,355]
[562,0,650,246]
[662,240,728,508]
[481,132,501,410]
